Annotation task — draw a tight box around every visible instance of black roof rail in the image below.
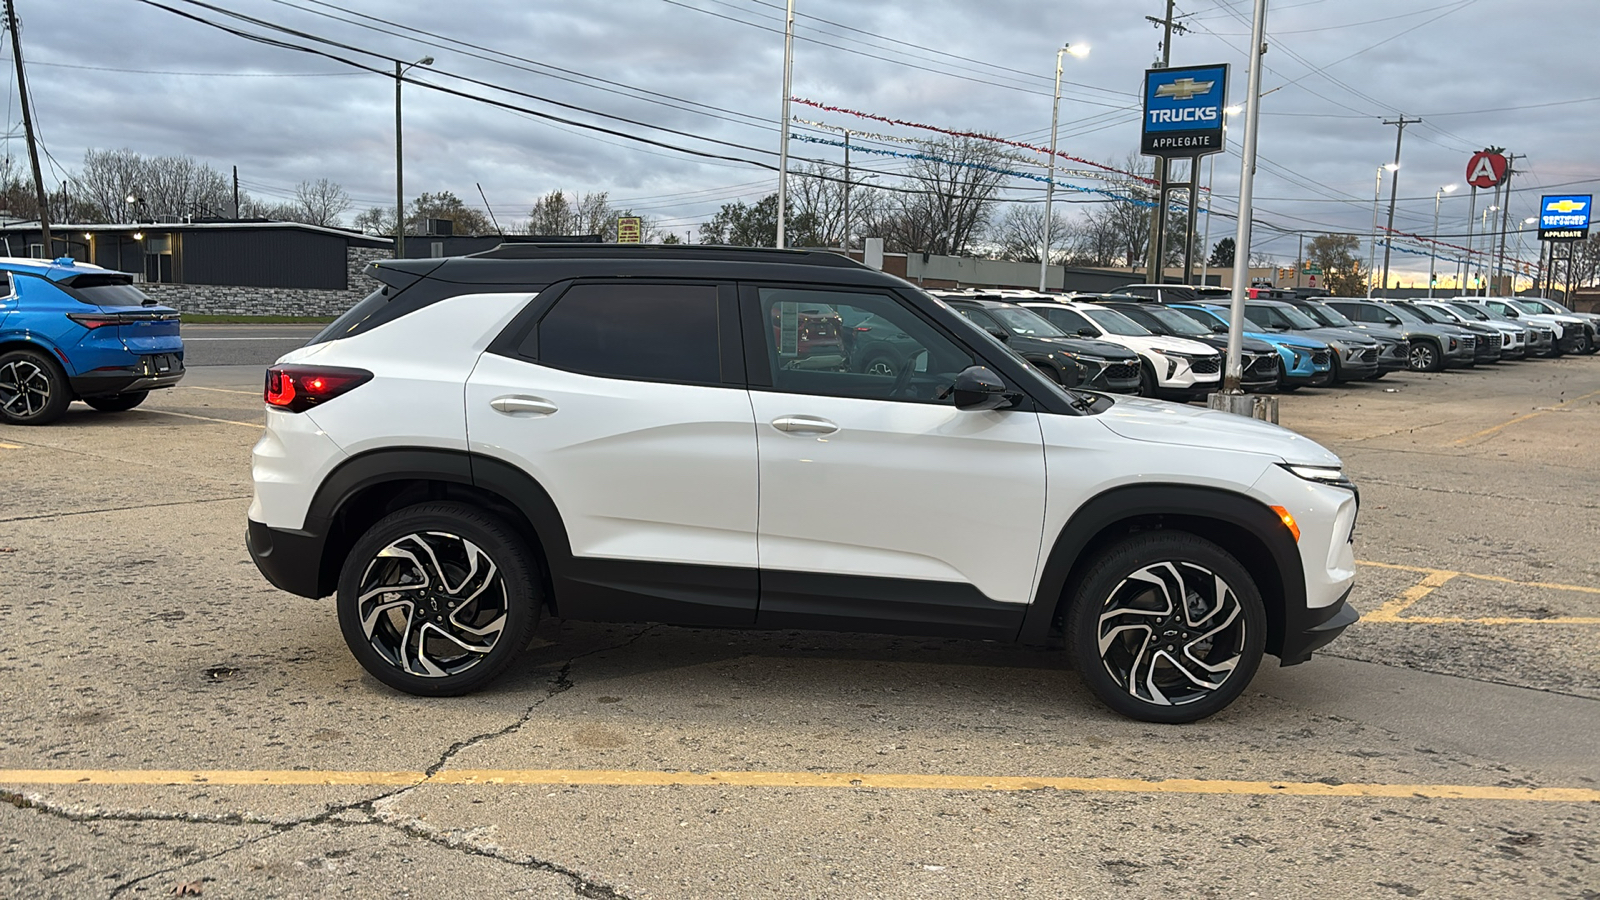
[463,242,866,268]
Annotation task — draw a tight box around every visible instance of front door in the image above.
[466,281,759,625]
[741,285,1047,640]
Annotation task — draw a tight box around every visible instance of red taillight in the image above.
[854,326,872,332]
[263,365,372,413]
[67,313,125,330]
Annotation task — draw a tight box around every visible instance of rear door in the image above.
[465,280,760,626]
[741,284,1047,640]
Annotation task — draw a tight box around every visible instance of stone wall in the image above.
[142,246,390,317]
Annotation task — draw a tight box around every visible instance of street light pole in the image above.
[775,0,795,249]
[1428,183,1457,297]
[1378,117,1421,298]
[1039,43,1086,292]
[1366,164,1395,298]
[1221,0,1269,397]
[394,56,433,260]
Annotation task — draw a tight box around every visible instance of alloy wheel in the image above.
[1095,560,1246,707]
[354,530,509,678]
[0,358,51,419]
[1409,342,1437,371]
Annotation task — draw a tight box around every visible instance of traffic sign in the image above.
[1465,151,1508,189]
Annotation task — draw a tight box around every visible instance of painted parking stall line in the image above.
[1357,560,1600,625]
[2,768,1596,803]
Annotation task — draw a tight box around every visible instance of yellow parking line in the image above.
[1,769,1595,803]
[1357,560,1599,625]
[0,442,22,449]
[182,385,260,396]
[1455,388,1600,444]
[1364,568,1458,622]
[133,408,261,429]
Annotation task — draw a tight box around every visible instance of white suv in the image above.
[247,246,1359,723]
[1018,297,1222,400]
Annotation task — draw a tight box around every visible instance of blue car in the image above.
[0,257,183,425]
[1169,303,1332,390]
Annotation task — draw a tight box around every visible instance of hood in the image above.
[1031,335,1139,360]
[1097,395,1340,467]
[1253,330,1329,350]
[1298,327,1379,347]
[1345,323,1406,342]
[1185,334,1277,354]
[1141,334,1219,355]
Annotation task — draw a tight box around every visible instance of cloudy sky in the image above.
[11,0,1597,281]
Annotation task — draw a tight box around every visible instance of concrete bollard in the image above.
[1205,392,1279,424]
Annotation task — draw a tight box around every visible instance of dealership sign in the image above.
[1539,195,1591,240]
[1141,64,1229,157]
[1465,150,1508,189]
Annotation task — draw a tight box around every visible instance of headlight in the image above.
[1280,463,1357,495]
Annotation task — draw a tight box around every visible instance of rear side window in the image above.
[538,283,721,385]
[57,273,151,307]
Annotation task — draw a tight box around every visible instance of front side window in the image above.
[755,287,973,403]
[539,283,721,385]
[1031,306,1096,334]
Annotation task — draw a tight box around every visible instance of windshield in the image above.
[1421,304,1467,323]
[1278,305,1321,329]
[1124,305,1211,336]
[1173,306,1226,330]
[1512,300,1546,314]
[1386,304,1428,325]
[1543,299,1574,314]
[1405,304,1454,324]
[989,306,1067,337]
[1447,303,1489,321]
[1084,308,1152,336]
[1303,302,1354,327]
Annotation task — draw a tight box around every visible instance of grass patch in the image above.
[181,314,336,324]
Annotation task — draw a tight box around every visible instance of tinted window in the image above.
[1084,308,1151,336]
[989,306,1066,337]
[1030,306,1095,334]
[953,305,1005,332]
[755,288,972,404]
[57,273,151,307]
[1403,304,1452,325]
[539,283,721,384]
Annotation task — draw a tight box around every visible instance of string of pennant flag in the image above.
[790,97,1159,186]
[787,133,1160,208]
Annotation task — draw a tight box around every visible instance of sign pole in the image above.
[1222,0,1267,396]
[775,0,795,249]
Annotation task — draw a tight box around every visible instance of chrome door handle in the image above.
[771,415,839,435]
[490,395,558,416]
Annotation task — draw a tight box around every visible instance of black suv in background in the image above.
[935,294,1142,393]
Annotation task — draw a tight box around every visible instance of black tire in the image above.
[336,501,541,696]
[0,347,71,425]
[1138,360,1159,398]
[1408,340,1442,372]
[1032,361,1064,385]
[1364,369,1386,381]
[1578,329,1596,355]
[84,391,149,412]
[1065,532,1267,724]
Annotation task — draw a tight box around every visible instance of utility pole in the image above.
[841,129,851,253]
[7,0,52,256]
[1295,232,1303,289]
[232,165,240,219]
[1492,153,1524,295]
[1142,0,1187,283]
[775,0,795,249]
[1377,116,1420,298]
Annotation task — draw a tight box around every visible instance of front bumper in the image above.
[1082,358,1141,394]
[1279,592,1359,666]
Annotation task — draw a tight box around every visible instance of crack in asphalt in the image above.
[3,626,658,899]
[0,495,252,524]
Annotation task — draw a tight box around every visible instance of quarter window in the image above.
[538,283,721,384]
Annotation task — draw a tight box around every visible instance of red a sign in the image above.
[1466,151,1508,189]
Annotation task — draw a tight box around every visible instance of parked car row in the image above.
[925,286,1597,402]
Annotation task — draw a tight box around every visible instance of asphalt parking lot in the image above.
[2,326,1597,899]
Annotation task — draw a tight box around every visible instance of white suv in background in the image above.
[1018,297,1222,400]
[247,245,1359,724]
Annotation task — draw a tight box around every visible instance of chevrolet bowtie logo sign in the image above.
[1546,199,1587,213]
[1155,78,1215,101]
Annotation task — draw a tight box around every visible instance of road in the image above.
[178,324,323,368]
[1,348,1597,899]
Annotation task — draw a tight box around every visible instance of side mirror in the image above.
[1211,323,1228,333]
[985,327,1010,343]
[1385,316,1401,325]
[951,365,1009,411]
[1077,327,1099,338]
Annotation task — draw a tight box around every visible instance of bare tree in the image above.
[78,149,233,222]
[351,205,395,234]
[788,162,849,247]
[988,203,1072,264]
[293,178,352,227]
[866,137,1008,255]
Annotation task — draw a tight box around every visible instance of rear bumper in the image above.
[69,370,184,398]
[247,517,332,599]
[1279,593,1359,666]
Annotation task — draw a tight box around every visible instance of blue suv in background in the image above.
[1167,303,1333,390]
[0,257,184,425]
